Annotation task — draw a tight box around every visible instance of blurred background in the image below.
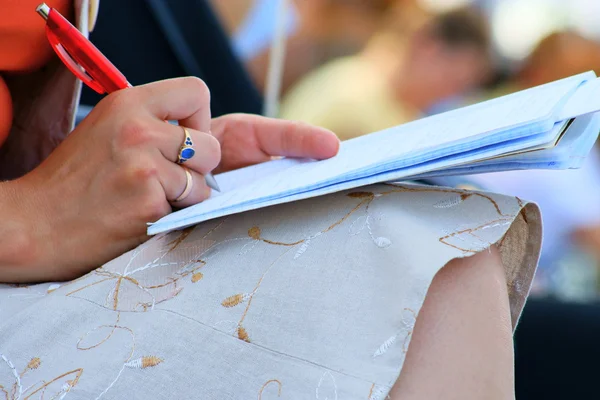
[83,1,600,397]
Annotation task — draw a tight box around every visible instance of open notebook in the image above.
[148,71,600,235]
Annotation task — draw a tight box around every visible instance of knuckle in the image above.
[131,163,160,183]
[114,118,154,149]
[119,156,159,186]
[115,161,169,221]
[187,77,210,102]
[102,89,134,113]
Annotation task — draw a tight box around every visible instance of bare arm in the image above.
[0,180,39,280]
[391,246,515,399]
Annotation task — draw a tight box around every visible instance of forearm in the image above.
[391,246,515,399]
[0,180,44,282]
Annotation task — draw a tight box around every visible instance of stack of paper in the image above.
[148,71,600,235]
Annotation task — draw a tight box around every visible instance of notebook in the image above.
[148,71,600,235]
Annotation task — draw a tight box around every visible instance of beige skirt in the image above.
[0,182,540,399]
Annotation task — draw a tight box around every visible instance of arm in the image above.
[0,180,38,280]
[391,246,514,399]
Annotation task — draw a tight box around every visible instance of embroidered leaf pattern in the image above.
[294,240,311,259]
[347,191,374,199]
[370,385,391,400]
[439,218,512,253]
[316,371,338,400]
[349,215,367,235]
[167,226,196,252]
[374,237,392,248]
[222,293,251,308]
[248,226,261,240]
[433,193,472,209]
[47,283,61,293]
[373,334,398,358]
[237,326,251,342]
[21,368,83,399]
[191,272,204,283]
[125,356,163,369]
[258,379,282,399]
[214,320,239,334]
[59,380,75,395]
[26,357,41,370]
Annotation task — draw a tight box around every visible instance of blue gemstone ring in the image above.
[177,127,196,164]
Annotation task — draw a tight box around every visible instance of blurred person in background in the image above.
[209,0,300,64]
[468,31,600,298]
[279,6,492,141]
[213,0,406,95]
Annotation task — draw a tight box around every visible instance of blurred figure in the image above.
[209,0,300,63]
[517,31,600,90]
[208,0,255,35]
[468,31,600,298]
[279,6,492,140]
[244,0,405,94]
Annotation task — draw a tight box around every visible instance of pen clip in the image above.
[45,25,106,94]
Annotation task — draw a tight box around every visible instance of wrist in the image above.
[0,179,45,281]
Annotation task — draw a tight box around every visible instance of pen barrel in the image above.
[45,7,128,93]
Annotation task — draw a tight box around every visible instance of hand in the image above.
[1,77,339,282]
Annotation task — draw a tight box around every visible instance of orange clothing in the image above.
[0,0,72,72]
[0,0,72,145]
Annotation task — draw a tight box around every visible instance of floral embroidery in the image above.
[221,293,251,308]
[47,283,61,293]
[368,384,391,400]
[0,353,83,400]
[245,191,379,262]
[60,233,215,312]
[401,308,417,354]
[191,272,204,283]
[222,248,293,343]
[347,191,375,199]
[0,182,532,398]
[75,315,164,400]
[258,379,282,399]
[433,193,472,208]
[439,218,513,253]
[167,226,197,253]
[373,308,417,358]
[373,335,399,358]
[237,326,251,343]
[124,356,163,369]
[316,371,338,400]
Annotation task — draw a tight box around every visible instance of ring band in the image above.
[174,166,193,202]
[177,127,195,164]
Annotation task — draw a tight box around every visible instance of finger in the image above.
[135,77,212,132]
[153,121,221,175]
[212,114,340,160]
[158,159,211,207]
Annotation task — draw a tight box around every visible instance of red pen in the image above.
[36,3,130,94]
[36,3,221,192]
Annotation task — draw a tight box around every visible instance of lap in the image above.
[0,183,540,399]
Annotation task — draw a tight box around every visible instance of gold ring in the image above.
[177,127,195,164]
[174,166,193,202]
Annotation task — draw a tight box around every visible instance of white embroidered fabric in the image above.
[0,183,541,399]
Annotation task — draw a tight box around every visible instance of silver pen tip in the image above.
[205,174,221,192]
[36,3,50,20]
